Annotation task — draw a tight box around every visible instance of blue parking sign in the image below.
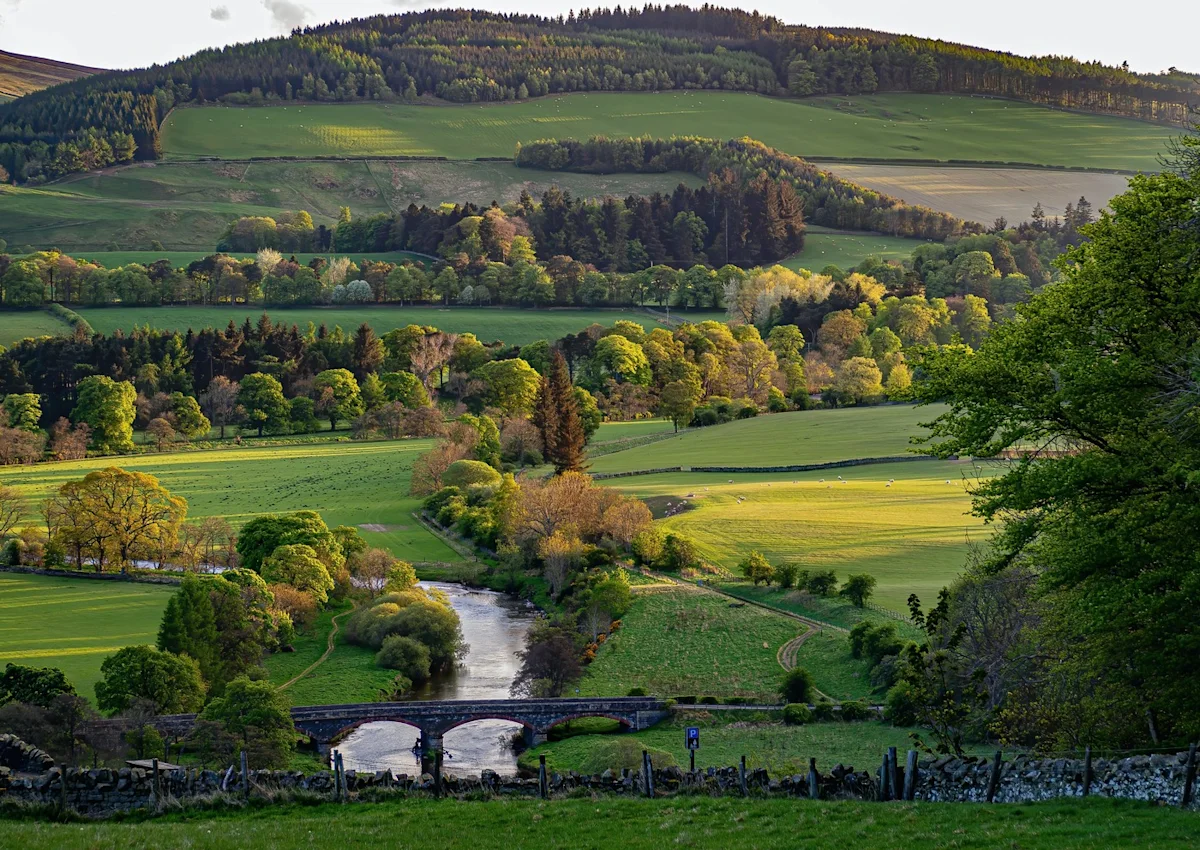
[685,727,700,750]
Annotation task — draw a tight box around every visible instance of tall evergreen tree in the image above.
[532,373,559,465]
[548,351,587,474]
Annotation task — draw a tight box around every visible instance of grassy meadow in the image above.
[786,227,929,271]
[0,440,460,564]
[588,404,941,473]
[69,306,688,346]
[4,796,1196,848]
[609,461,992,611]
[0,308,74,344]
[579,586,800,701]
[0,161,700,253]
[0,573,173,698]
[265,605,394,707]
[160,92,1175,172]
[527,715,946,776]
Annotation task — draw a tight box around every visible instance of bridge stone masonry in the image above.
[154,697,671,762]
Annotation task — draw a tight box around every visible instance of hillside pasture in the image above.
[579,585,800,701]
[72,306,683,346]
[0,160,699,252]
[0,573,173,698]
[160,92,1175,172]
[784,227,929,272]
[0,49,100,99]
[828,164,1132,225]
[588,405,942,473]
[606,459,995,611]
[0,308,73,345]
[0,440,461,564]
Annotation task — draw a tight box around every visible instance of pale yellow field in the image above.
[828,164,1131,225]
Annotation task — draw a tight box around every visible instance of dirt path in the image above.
[277,608,351,692]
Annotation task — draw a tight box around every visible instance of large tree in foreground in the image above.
[914,139,1200,749]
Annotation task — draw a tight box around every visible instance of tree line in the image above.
[2,6,1195,183]
[515,136,972,241]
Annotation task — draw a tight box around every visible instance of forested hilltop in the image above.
[1,5,1196,185]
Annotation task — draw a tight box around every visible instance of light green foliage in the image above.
[441,459,502,489]
[313,368,364,428]
[262,544,335,605]
[169,391,210,438]
[381,371,431,408]
[237,372,290,436]
[72,375,136,452]
[2,393,41,431]
[593,334,650,384]
[739,550,775,586]
[472,357,541,415]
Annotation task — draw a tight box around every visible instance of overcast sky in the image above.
[0,0,1194,76]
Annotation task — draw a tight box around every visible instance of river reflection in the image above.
[337,582,534,777]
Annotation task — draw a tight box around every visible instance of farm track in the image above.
[276,608,351,692]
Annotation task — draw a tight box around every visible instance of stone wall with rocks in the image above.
[1,752,1196,816]
[0,735,55,774]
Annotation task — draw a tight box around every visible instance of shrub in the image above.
[804,569,838,596]
[839,700,872,721]
[884,681,919,726]
[811,699,836,721]
[442,459,501,489]
[776,562,800,589]
[698,695,720,705]
[778,667,814,704]
[422,486,463,515]
[375,635,432,683]
[627,686,648,697]
[578,738,677,775]
[267,584,317,629]
[782,703,812,725]
[673,695,696,705]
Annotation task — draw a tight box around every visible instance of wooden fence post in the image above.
[808,757,819,800]
[986,751,1003,803]
[879,751,891,801]
[1182,743,1198,808]
[644,750,655,798]
[538,754,548,800]
[240,751,249,800]
[1082,746,1093,797]
[904,750,918,801]
[739,755,748,797]
[888,746,899,801]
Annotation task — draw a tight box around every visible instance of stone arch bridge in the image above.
[154,697,670,761]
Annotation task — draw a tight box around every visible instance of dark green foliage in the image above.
[94,645,206,715]
[778,667,814,704]
[782,703,811,725]
[838,700,872,721]
[236,510,341,574]
[0,663,75,708]
[375,635,432,683]
[345,592,464,673]
[198,676,295,768]
[804,570,838,596]
[839,574,877,607]
[661,533,700,572]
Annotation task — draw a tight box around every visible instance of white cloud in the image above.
[262,0,310,30]
[209,5,230,21]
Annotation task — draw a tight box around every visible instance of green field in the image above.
[0,160,699,252]
[579,586,800,701]
[0,573,173,698]
[0,308,72,344]
[60,250,430,269]
[608,461,991,611]
[4,796,1195,848]
[265,606,394,707]
[69,306,683,346]
[588,405,942,473]
[787,227,931,272]
[160,93,1174,172]
[0,440,460,564]
[528,716,947,776]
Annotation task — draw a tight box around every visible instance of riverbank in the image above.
[3,796,1195,848]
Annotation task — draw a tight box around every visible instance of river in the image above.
[336,582,535,777]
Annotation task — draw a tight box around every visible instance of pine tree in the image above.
[532,374,559,466]
[170,574,219,682]
[156,595,184,654]
[548,351,587,474]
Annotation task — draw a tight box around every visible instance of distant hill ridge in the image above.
[0,49,102,99]
[1,5,1197,185]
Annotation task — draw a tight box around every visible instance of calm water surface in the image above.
[337,582,534,777]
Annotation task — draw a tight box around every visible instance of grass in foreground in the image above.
[587,405,945,473]
[159,92,1174,171]
[2,796,1194,849]
[608,460,993,611]
[0,439,460,564]
[72,306,685,347]
[580,586,799,701]
[0,573,173,698]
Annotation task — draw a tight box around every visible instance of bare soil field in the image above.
[827,164,1132,225]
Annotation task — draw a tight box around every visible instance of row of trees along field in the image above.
[2,6,1197,183]
[0,477,463,766]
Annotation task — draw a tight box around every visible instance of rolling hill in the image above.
[0,49,101,99]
